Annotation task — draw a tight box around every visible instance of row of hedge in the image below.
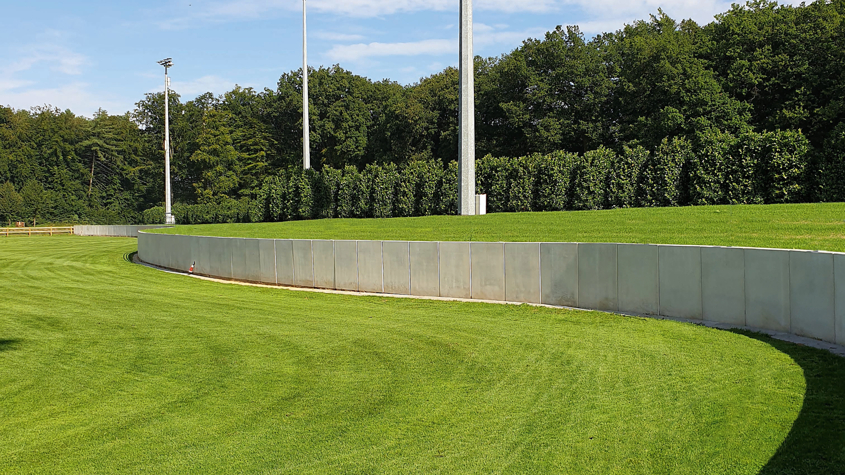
[142,128,818,224]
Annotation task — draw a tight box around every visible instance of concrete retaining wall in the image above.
[74,225,168,237]
[137,232,845,346]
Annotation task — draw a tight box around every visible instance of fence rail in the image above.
[0,227,74,237]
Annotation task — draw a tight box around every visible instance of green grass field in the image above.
[153,203,845,252]
[2,237,845,473]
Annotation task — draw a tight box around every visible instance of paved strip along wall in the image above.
[137,232,845,347]
[74,225,169,237]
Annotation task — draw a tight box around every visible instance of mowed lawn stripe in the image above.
[0,237,843,473]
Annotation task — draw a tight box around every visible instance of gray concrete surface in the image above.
[410,242,439,297]
[836,254,845,346]
[258,239,277,284]
[440,242,471,299]
[232,239,261,282]
[358,241,384,293]
[292,240,314,287]
[701,247,746,325]
[312,240,336,289]
[790,251,835,342]
[274,240,295,286]
[471,242,505,301]
[578,243,617,312]
[745,249,791,332]
[540,243,578,307]
[383,241,410,295]
[334,240,358,291]
[505,243,540,304]
[658,245,702,320]
[618,244,659,315]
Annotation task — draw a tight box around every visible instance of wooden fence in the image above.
[0,227,74,237]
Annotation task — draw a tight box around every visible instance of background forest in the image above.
[0,0,843,225]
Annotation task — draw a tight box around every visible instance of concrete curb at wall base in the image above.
[137,232,845,348]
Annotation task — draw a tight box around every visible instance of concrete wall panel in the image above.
[258,239,277,284]
[836,255,845,346]
[540,243,578,307]
[274,240,295,286]
[440,242,471,299]
[471,242,505,301]
[790,251,835,342]
[137,233,152,264]
[383,242,410,295]
[701,247,746,326]
[193,236,212,276]
[505,243,540,304]
[292,240,314,287]
[206,237,233,279]
[334,241,358,291]
[745,249,790,332]
[232,239,261,282]
[578,243,617,312]
[618,244,659,315]
[659,245,703,320]
[410,242,439,297]
[313,240,336,289]
[358,241,384,293]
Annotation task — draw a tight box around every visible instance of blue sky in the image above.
[0,0,802,118]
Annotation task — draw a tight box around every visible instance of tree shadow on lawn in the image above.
[731,330,845,474]
[0,339,21,352]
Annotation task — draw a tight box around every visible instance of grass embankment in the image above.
[154,203,845,252]
[1,237,844,473]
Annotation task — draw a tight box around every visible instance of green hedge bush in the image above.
[142,129,816,225]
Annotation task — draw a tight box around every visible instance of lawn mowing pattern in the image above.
[153,203,845,253]
[1,237,844,474]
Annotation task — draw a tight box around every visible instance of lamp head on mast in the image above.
[157,58,174,72]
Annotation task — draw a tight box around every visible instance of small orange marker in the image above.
[189,262,195,274]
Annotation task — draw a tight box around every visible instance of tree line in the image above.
[1,0,844,225]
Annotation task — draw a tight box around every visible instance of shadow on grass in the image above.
[731,330,845,474]
[124,251,137,263]
[0,339,21,352]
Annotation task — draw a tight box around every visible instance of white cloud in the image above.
[0,83,126,117]
[326,39,456,62]
[147,75,246,96]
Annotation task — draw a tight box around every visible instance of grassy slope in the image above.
[154,203,845,252]
[1,237,844,473]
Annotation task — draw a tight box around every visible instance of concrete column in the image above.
[459,0,476,215]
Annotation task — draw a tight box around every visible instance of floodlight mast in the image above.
[459,0,476,215]
[158,58,175,225]
[302,0,311,170]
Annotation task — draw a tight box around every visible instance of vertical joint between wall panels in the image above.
[469,242,473,300]
[700,247,704,321]
[381,242,385,293]
[656,245,661,317]
[437,242,441,297]
[273,240,278,285]
[310,240,315,288]
[407,242,411,295]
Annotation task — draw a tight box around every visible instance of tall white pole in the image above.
[302,0,311,170]
[459,0,476,215]
[164,65,175,225]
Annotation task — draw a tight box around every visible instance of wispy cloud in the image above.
[148,75,252,97]
[0,82,125,117]
[326,39,455,62]
[158,0,561,28]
